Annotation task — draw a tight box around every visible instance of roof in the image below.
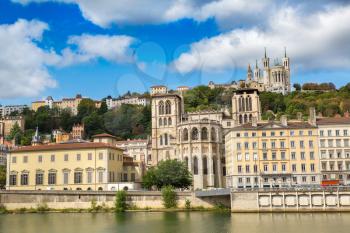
[231,121,316,131]
[317,117,350,125]
[11,142,123,153]
[151,85,167,88]
[91,133,118,139]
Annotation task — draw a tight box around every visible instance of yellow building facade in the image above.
[225,117,320,189]
[6,142,125,191]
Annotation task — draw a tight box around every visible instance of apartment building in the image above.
[6,139,133,191]
[0,105,27,117]
[115,138,151,166]
[317,117,350,185]
[225,116,320,189]
[105,96,150,110]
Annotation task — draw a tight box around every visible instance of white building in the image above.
[105,96,150,110]
[0,105,28,117]
[115,138,151,166]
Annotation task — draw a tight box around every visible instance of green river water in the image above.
[1,212,350,233]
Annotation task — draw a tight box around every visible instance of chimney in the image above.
[297,112,303,121]
[345,111,350,118]
[252,117,258,127]
[281,115,288,126]
[308,107,317,126]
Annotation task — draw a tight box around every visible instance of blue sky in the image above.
[1,0,350,105]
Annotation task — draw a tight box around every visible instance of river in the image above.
[1,212,350,233]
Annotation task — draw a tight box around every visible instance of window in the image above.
[227,122,231,127]
[51,154,55,162]
[272,164,277,172]
[245,153,250,161]
[320,130,324,136]
[74,172,83,184]
[300,141,304,148]
[201,127,208,140]
[280,141,285,148]
[328,130,332,136]
[98,171,104,183]
[272,152,276,160]
[244,142,249,149]
[236,133,241,137]
[64,154,69,161]
[263,152,267,160]
[252,132,256,137]
[238,178,243,183]
[302,176,307,182]
[292,177,297,182]
[36,173,43,185]
[253,153,258,161]
[292,152,296,160]
[9,174,17,186]
[291,141,295,148]
[99,153,103,160]
[271,141,276,149]
[309,140,314,148]
[336,130,340,136]
[310,164,315,172]
[131,173,136,182]
[281,152,286,160]
[238,165,242,173]
[76,154,81,161]
[271,132,275,137]
[310,152,315,160]
[21,174,28,185]
[48,173,56,185]
[301,164,306,172]
[264,165,268,172]
[254,165,258,173]
[282,164,286,172]
[308,130,312,136]
[23,156,28,163]
[193,157,198,175]
[301,152,305,160]
[252,142,257,149]
[290,131,295,136]
[191,128,199,140]
[262,132,266,137]
[262,142,267,149]
[63,172,69,184]
[299,131,304,136]
[203,157,208,175]
[237,153,242,161]
[123,173,128,182]
[87,172,93,184]
[292,164,296,172]
[280,131,284,136]
[312,176,316,182]
[245,165,250,173]
[344,130,348,136]
[236,143,241,150]
[38,155,42,163]
[244,132,248,137]
[88,153,92,160]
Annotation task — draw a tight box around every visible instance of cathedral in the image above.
[150,85,261,190]
[209,48,291,95]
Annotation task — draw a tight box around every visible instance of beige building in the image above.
[317,116,350,185]
[31,94,101,115]
[0,116,25,144]
[225,114,320,189]
[115,138,151,166]
[6,137,142,191]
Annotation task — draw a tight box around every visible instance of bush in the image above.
[89,198,102,212]
[36,203,49,212]
[0,204,8,214]
[161,185,177,209]
[115,190,127,212]
[185,199,191,210]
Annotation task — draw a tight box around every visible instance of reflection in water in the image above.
[1,212,350,233]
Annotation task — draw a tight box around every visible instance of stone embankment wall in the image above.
[0,191,227,210]
[231,190,350,212]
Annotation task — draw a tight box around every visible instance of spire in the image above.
[255,60,258,69]
[284,47,287,57]
[32,126,41,145]
[264,47,267,58]
[248,63,252,72]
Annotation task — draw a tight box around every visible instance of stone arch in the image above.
[201,127,208,140]
[193,156,198,175]
[165,100,171,114]
[191,127,199,140]
[159,101,164,115]
[183,128,189,141]
[211,127,216,141]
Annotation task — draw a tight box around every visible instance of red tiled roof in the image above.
[317,117,350,125]
[91,133,117,139]
[11,142,123,153]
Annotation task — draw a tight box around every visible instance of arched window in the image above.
[201,127,208,140]
[242,97,245,111]
[245,97,249,111]
[249,114,253,122]
[168,117,172,126]
[164,133,168,145]
[238,97,242,112]
[160,135,163,145]
[203,157,208,175]
[244,114,248,123]
[239,115,243,124]
[159,118,162,126]
[211,127,216,141]
[165,100,171,114]
[184,157,189,169]
[191,127,198,140]
[247,96,252,111]
[183,128,189,141]
[159,101,164,115]
[213,157,217,175]
[163,118,167,126]
[193,157,198,175]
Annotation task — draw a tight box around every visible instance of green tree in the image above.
[98,101,108,115]
[6,122,23,145]
[293,83,301,91]
[0,166,6,189]
[142,160,192,189]
[142,167,157,190]
[83,112,105,138]
[77,99,97,121]
[161,185,177,209]
[115,190,127,212]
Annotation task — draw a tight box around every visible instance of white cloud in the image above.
[0,19,58,99]
[174,6,350,73]
[58,34,135,67]
[0,19,136,99]
[12,0,273,28]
